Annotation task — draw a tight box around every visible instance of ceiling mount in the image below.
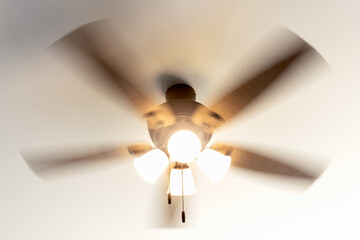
[166,83,196,102]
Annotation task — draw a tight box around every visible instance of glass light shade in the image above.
[133,149,168,184]
[167,130,201,163]
[169,168,197,196]
[196,148,231,183]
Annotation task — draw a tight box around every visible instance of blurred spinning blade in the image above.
[211,143,325,181]
[52,19,175,129]
[22,143,152,179]
[192,28,327,130]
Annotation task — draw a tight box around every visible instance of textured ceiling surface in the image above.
[1,0,360,239]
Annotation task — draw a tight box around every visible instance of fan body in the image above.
[148,84,215,151]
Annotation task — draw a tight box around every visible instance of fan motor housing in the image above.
[148,84,214,151]
[148,100,213,150]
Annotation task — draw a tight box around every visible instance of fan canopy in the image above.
[166,83,196,102]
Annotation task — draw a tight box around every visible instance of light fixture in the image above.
[169,165,197,196]
[133,149,168,184]
[167,130,202,163]
[196,148,231,183]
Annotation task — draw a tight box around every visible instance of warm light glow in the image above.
[169,168,197,196]
[167,130,201,163]
[133,149,168,184]
[196,149,231,183]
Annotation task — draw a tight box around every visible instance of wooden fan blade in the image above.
[211,143,318,180]
[22,142,152,178]
[192,29,324,130]
[53,19,175,127]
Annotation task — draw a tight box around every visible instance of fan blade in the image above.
[192,29,324,130]
[53,20,175,128]
[211,143,319,180]
[22,143,152,178]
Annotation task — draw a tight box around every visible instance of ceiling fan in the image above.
[22,19,327,225]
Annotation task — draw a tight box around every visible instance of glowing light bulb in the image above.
[169,168,197,196]
[133,149,168,184]
[167,130,201,163]
[196,148,231,182]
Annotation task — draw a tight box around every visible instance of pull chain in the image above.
[168,161,171,204]
[181,169,185,223]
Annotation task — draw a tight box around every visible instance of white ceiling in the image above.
[1,0,360,239]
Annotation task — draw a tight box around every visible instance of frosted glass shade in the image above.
[196,148,231,182]
[133,149,168,184]
[167,130,201,163]
[169,168,197,196]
